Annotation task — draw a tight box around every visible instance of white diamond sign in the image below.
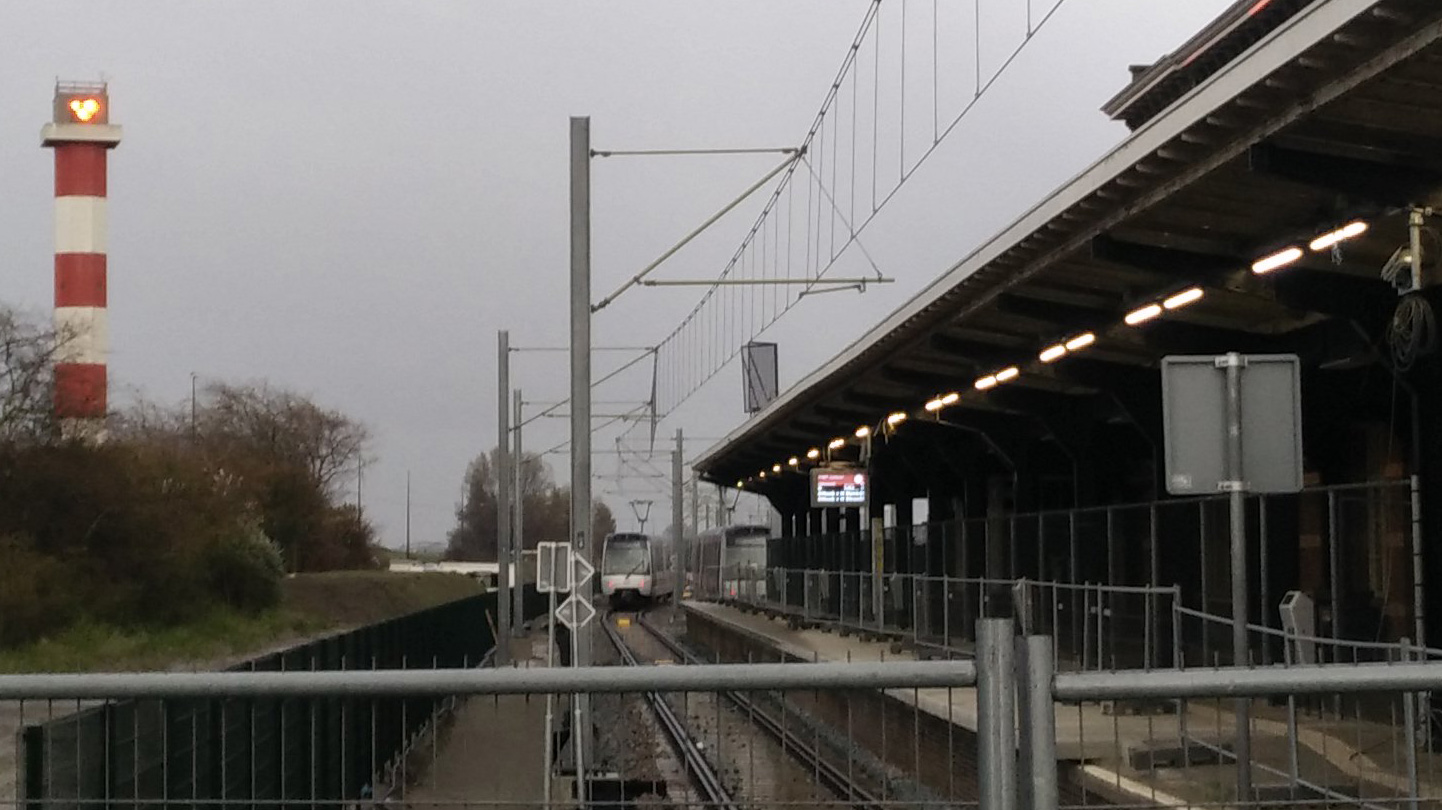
[554,593,595,629]
[571,553,594,591]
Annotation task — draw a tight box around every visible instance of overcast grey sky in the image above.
[0,1,1236,548]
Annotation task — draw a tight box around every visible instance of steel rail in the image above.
[602,620,739,810]
[636,614,886,810]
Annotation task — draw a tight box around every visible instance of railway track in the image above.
[607,609,886,810]
[600,617,739,810]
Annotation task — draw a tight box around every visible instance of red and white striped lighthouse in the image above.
[42,82,121,439]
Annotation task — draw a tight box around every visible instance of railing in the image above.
[4,622,1442,809]
[711,565,1178,671]
[6,589,550,809]
[748,478,1420,662]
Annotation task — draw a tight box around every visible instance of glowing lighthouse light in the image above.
[68,98,102,122]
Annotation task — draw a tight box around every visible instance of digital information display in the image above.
[811,469,867,507]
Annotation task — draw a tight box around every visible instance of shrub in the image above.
[206,521,284,614]
[0,535,75,647]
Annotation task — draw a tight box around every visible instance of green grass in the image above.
[0,608,329,673]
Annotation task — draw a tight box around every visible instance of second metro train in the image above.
[689,524,770,602]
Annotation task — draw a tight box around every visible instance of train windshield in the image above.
[603,539,650,575]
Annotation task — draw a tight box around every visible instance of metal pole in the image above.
[1017,635,1058,810]
[673,429,684,609]
[568,114,593,785]
[496,330,512,666]
[977,618,1017,810]
[513,388,525,637]
[1411,474,1429,746]
[1411,475,1426,651]
[1223,352,1251,801]
[543,588,556,805]
[405,470,411,560]
[190,373,198,442]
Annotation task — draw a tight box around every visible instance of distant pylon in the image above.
[42,82,122,440]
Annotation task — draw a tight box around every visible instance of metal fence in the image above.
[713,566,1178,671]
[11,588,549,809]
[751,479,1420,663]
[4,614,1441,809]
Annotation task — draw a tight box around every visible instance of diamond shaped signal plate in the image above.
[571,554,594,591]
[554,593,596,630]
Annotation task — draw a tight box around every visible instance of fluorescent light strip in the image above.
[1163,287,1204,310]
[828,437,846,450]
[1252,246,1303,274]
[1065,332,1096,351]
[1309,221,1368,252]
[1125,303,1163,325]
[974,375,998,391]
[854,426,870,439]
[1039,344,1067,363]
[924,398,944,412]
[995,367,1019,382]
[941,392,959,405]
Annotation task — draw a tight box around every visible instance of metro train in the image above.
[600,531,676,608]
[690,524,771,602]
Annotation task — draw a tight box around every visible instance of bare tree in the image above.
[198,382,370,497]
[0,305,73,443]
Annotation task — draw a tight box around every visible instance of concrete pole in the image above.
[673,428,684,602]
[496,330,512,666]
[513,387,525,637]
[568,114,593,784]
[1224,352,1251,800]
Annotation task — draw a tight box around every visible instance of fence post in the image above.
[1016,634,1058,810]
[1403,638,1420,809]
[977,618,1017,810]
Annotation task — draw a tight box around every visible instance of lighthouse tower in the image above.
[42,82,121,440]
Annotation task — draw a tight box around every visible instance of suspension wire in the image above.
[514,348,656,430]
[799,156,886,280]
[601,0,1072,444]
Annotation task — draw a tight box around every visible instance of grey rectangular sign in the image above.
[1161,354,1303,495]
[742,342,779,414]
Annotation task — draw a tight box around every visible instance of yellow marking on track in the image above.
[654,658,674,666]
[616,617,632,628]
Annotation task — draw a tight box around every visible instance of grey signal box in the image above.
[1161,354,1303,495]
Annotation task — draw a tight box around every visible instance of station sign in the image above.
[811,468,868,508]
[1161,354,1303,495]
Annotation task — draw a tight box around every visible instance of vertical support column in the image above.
[568,115,593,787]
[44,83,121,440]
[1016,634,1058,810]
[977,618,1017,810]
[496,330,512,666]
[1223,352,1252,801]
[513,387,525,637]
[672,428,684,604]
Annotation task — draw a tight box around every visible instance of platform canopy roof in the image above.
[696,0,1442,488]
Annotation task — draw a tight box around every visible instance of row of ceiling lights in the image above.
[739,219,1369,488]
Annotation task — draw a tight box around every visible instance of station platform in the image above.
[681,599,1440,804]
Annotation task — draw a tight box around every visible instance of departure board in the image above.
[811,469,867,507]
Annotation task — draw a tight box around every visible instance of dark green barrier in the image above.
[21,586,550,809]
